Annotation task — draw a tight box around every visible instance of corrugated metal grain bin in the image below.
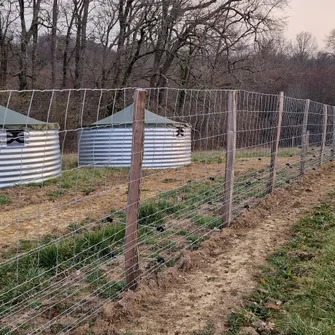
[79,104,191,169]
[0,106,61,188]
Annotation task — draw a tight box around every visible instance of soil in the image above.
[0,156,301,247]
[79,163,335,335]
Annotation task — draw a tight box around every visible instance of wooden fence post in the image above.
[300,99,310,175]
[125,88,146,290]
[306,130,310,150]
[222,90,237,226]
[332,106,335,160]
[268,92,284,194]
[291,136,294,148]
[319,104,327,167]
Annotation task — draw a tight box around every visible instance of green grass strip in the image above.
[227,199,335,335]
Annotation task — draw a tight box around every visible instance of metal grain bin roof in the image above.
[0,105,59,130]
[93,104,187,127]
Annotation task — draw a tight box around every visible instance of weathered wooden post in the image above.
[306,130,310,150]
[332,106,335,160]
[223,90,237,226]
[319,104,327,167]
[268,92,284,194]
[125,88,146,290]
[300,99,310,175]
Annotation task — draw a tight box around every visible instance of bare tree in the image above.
[291,31,318,61]
[0,0,17,88]
[60,1,75,88]
[147,0,288,100]
[17,0,42,90]
[91,0,157,88]
[51,0,58,88]
[326,28,335,54]
[92,0,119,88]
[73,0,91,88]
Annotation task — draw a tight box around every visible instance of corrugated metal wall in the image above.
[0,130,61,188]
[78,127,191,169]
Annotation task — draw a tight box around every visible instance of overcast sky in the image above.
[284,0,335,48]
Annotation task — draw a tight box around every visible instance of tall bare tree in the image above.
[92,0,119,88]
[326,29,335,54]
[51,0,58,88]
[17,0,42,90]
[60,1,75,88]
[291,31,318,61]
[73,0,91,88]
[0,0,17,88]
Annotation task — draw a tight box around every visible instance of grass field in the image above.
[227,196,335,335]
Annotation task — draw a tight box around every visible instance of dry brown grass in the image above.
[62,153,78,170]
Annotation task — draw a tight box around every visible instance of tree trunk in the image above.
[74,17,81,88]
[19,40,28,90]
[100,46,108,89]
[51,0,58,88]
[0,26,7,88]
[31,0,41,89]
[18,0,28,90]
[31,24,38,89]
[74,0,90,89]
[18,0,41,90]
[62,11,74,88]
[177,46,194,114]
[112,0,133,87]
[79,0,89,87]
[149,0,169,88]
[121,29,145,87]
[0,44,8,88]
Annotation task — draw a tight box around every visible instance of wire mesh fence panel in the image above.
[0,88,334,334]
[306,100,331,170]
[272,96,305,188]
[233,91,279,213]
[0,88,136,334]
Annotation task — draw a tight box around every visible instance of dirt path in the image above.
[0,156,299,246]
[84,164,335,335]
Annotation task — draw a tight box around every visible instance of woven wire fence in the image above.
[0,88,334,334]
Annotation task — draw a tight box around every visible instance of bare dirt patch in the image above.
[83,164,335,335]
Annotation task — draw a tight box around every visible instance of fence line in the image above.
[0,87,334,334]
